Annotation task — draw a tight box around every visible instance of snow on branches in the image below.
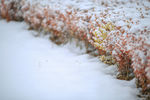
[0,0,150,95]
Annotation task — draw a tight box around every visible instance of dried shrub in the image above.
[1,0,150,96]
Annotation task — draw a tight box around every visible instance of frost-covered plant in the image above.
[1,0,150,96]
[92,22,114,51]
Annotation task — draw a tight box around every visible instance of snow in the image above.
[0,20,139,100]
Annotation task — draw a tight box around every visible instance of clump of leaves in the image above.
[92,22,114,51]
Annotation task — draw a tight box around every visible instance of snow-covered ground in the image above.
[0,20,139,100]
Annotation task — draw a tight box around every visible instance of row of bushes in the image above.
[0,0,150,96]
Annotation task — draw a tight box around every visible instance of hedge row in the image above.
[0,0,150,96]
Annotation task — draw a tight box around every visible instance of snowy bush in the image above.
[0,0,150,96]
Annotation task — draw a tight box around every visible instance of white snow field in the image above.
[0,20,139,100]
